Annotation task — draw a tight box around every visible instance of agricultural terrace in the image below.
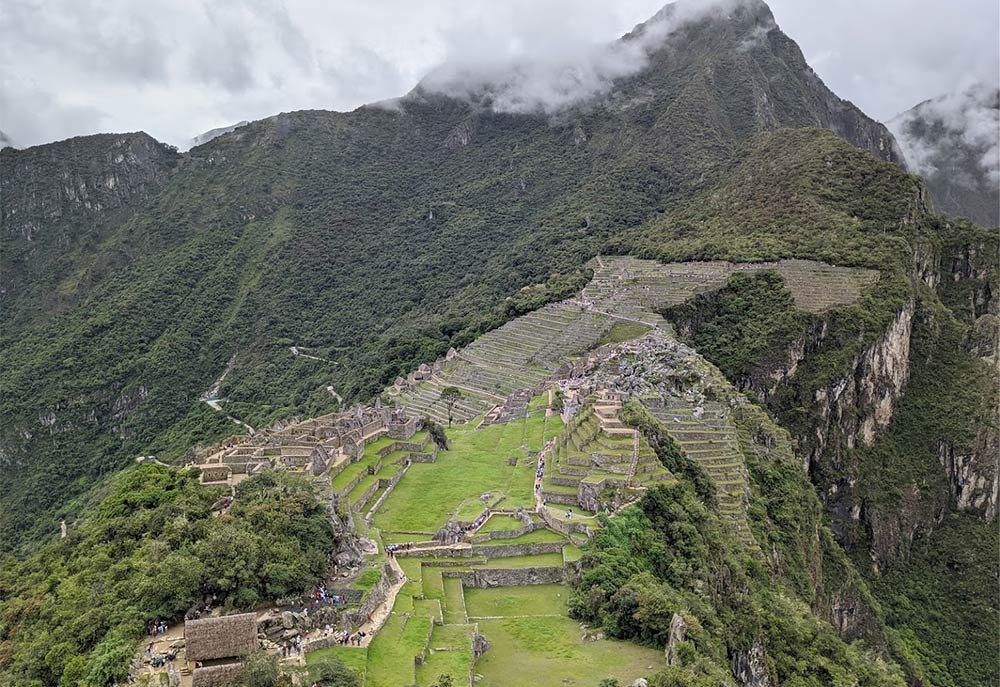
[299,256,878,684]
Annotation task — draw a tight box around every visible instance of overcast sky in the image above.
[1,0,997,149]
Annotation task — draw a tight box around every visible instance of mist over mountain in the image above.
[0,2,996,686]
[889,83,999,227]
[187,120,250,150]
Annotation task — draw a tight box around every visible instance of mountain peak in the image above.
[889,82,999,226]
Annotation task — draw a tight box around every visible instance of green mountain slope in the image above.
[0,0,904,549]
[0,2,996,684]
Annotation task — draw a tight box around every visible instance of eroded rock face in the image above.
[0,132,179,242]
[939,434,999,520]
[810,301,914,470]
[730,638,775,687]
[663,613,688,666]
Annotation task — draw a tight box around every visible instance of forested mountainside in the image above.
[0,0,902,549]
[0,0,997,685]
[889,85,1000,228]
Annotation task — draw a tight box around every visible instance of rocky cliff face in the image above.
[0,132,179,241]
[810,301,914,473]
[630,0,905,167]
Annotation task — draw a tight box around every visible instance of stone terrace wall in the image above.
[538,508,595,539]
[445,566,566,588]
[471,542,565,558]
[378,434,431,457]
[346,563,397,626]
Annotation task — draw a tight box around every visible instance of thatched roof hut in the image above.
[191,663,245,687]
[185,613,258,662]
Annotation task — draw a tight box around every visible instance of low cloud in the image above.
[0,0,996,149]
[890,82,1000,184]
[417,0,746,114]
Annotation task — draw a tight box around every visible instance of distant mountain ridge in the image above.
[0,3,996,684]
[890,84,1000,227]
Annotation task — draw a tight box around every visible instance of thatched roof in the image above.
[185,613,258,661]
[192,663,245,687]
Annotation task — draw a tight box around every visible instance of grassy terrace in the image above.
[372,415,546,532]
[477,514,524,533]
[415,624,474,686]
[471,586,663,687]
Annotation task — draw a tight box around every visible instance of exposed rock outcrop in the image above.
[730,638,775,687]
[663,613,688,666]
[810,301,914,472]
[0,132,179,242]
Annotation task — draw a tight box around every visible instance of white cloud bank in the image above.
[0,0,996,149]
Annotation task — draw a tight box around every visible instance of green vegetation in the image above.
[464,584,569,618]
[571,484,906,686]
[0,4,994,687]
[664,271,814,384]
[374,418,542,533]
[474,616,662,687]
[597,321,651,347]
[0,467,334,687]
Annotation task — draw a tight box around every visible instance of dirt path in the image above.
[357,556,406,647]
[533,439,555,511]
[290,346,337,364]
[203,399,256,434]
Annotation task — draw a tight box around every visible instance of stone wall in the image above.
[538,507,595,539]
[346,563,398,626]
[540,491,578,506]
[471,542,565,558]
[336,458,383,498]
[408,447,439,463]
[444,566,566,588]
[378,434,431,457]
[365,463,411,521]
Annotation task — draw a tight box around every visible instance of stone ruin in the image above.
[189,404,420,487]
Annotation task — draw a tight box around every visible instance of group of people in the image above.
[148,620,169,637]
[333,629,367,646]
[144,641,178,667]
[276,639,303,658]
[466,512,489,532]
[303,585,348,612]
[385,542,413,558]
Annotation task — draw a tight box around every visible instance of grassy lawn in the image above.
[373,421,538,532]
[416,624,474,687]
[442,576,467,623]
[464,584,569,618]
[474,616,662,687]
[496,528,567,544]
[365,613,431,687]
[421,565,445,600]
[478,514,524,533]
[305,645,368,678]
[597,320,652,346]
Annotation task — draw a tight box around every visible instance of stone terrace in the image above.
[542,391,675,512]
[583,256,878,316]
[389,256,877,427]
